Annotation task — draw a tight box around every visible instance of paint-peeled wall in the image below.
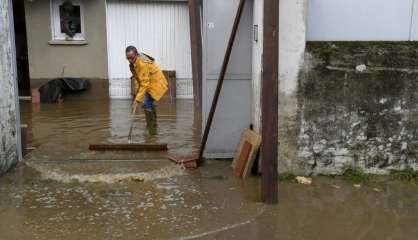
[0,0,19,175]
[24,0,108,80]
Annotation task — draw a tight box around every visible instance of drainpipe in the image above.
[409,0,416,40]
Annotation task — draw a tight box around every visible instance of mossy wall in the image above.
[296,42,418,175]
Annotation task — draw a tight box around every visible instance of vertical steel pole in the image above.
[188,0,203,115]
[261,0,279,204]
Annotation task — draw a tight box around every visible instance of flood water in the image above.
[20,98,201,161]
[0,98,417,239]
[2,161,418,240]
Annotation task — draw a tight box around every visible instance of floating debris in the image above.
[296,176,312,185]
[130,176,145,182]
[108,191,133,197]
[355,64,367,72]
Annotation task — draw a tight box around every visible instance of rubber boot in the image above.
[144,108,157,135]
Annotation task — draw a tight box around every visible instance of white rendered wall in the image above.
[307,0,417,41]
[252,0,307,131]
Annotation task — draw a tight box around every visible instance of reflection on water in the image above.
[20,99,201,161]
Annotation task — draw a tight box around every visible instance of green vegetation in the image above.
[391,167,418,183]
[278,172,297,182]
[343,166,370,184]
[277,166,418,185]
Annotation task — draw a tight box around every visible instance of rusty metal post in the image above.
[198,0,246,164]
[261,0,279,204]
[188,0,203,114]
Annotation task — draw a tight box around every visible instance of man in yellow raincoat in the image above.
[126,46,168,135]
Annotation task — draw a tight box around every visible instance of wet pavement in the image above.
[1,98,417,239]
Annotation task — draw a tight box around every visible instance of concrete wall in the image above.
[253,1,418,175]
[24,0,108,80]
[307,0,418,41]
[298,42,418,175]
[252,0,307,172]
[277,0,307,173]
[0,0,19,175]
[254,1,418,175]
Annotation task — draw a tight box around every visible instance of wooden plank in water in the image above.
[89,144,168,151]
[231,128,262,178]
[234,141,252,178]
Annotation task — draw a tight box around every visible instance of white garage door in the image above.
[106,0,193,99]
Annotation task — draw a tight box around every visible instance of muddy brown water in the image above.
[1,161,418,239]
[2,98,417,239]
[20,98,201,161]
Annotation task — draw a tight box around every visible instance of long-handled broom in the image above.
[128,101,138,143]
[89,101,167,151]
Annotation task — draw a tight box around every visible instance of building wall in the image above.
[277,0,307,173]
[24,0,108,80]
[298,42,418,175]
[0,0,19,175]
[252,0,307,172]
[307,0,418,41]
[254,1,418,175]
[300,2,418,174]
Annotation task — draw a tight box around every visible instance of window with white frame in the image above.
[51,0,85,40]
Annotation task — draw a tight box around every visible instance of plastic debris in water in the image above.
[356,64,367,72]
[296,176,312,185]
[108,191,132,197]
[130,176,145,182]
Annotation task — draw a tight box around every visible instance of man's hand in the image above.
[131,100,138,115]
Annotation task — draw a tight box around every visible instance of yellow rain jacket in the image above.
[130,53,168,102]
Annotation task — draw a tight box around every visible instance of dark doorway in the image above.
[12,0,30,96]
